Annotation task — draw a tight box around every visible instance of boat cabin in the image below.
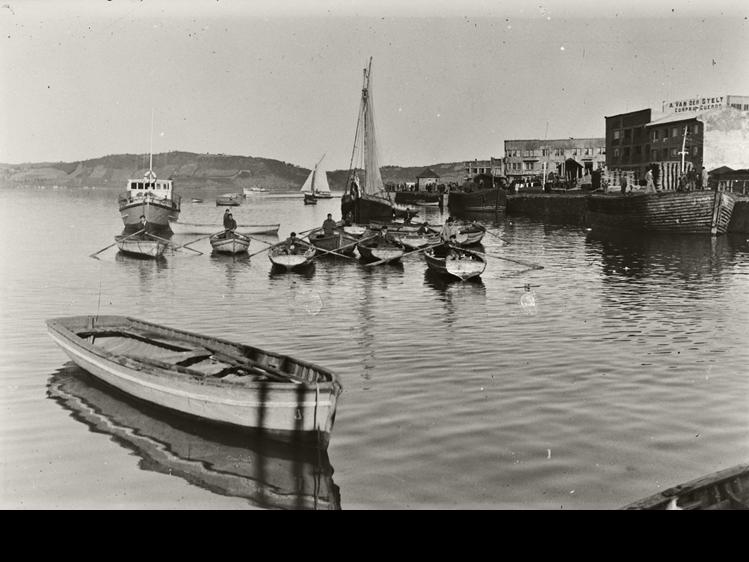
[127,172,174,200]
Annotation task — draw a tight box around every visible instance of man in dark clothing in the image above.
[224,212,237,238]
[322,213,337,236]
[433,235,457,258]
[139,215,151,234]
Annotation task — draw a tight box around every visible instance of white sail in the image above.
[361,64,385,197]
[300,154,330,194]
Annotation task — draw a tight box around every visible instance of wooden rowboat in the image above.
[46,315,343,447]
[622,463,749,510]
[209,231,251,255]
[268,239,316,271]
[171,222,280,235]
[356,233,405,263]
[48,365,340,509]
[115,233,169,259]
[450,221,486,246]
[424,245,486,281]
[216,193,242,206]
[307,228,360,256]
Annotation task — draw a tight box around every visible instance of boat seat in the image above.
[154,349,215,366]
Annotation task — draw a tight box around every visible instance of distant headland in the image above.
[0,151,466,191]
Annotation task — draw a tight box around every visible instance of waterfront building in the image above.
[605,94,749,190]
[503,138,606,184]
[464,158,503,182]
[416,167,440,191]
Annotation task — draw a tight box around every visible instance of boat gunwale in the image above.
[46,315,341,394]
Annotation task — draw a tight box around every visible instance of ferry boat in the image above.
[118,169,181,227]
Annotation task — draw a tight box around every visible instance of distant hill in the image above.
[0,151,467,191]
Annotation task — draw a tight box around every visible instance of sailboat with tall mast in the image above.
[118,111,181,229]
[300,154,331,205]
[341,58,412,223]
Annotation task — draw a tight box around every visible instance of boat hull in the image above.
[307,229,359,255]
[210,232,251,254]
[115,235,169,258]
[448,187,506,213]
[46,316,341,445]
[119,197,180,227]
[357,240,404,263]
[424,248,486,280]
[171,222,279,235]
[303,194,318,205]
[622,463,749,510]
[587,191,736,235]
[268,242,316,271]
[341,193,395,223]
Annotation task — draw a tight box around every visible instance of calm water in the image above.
[1,185,748,509]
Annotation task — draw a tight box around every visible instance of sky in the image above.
[1,0,748,169]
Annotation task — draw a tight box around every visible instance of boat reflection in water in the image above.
[47,364,341,510]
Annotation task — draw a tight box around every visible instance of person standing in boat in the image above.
[223,208,233,229]
[440,217,457,241]
[322,213,337,236]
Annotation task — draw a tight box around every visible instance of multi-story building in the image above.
[605,94,749,189]
[503,138,606,183]
[464,158,503,182]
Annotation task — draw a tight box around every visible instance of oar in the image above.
[89,228,145,259]
[247,239,287,259]
[146,232,202,255]
[180,230,225,250]
[364,241,442,268]
[473,250,544,270]
[484,229,510,244]
[247,236,276,246]
[309,234,376,261]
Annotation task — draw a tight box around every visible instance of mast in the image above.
[679,125,689,175]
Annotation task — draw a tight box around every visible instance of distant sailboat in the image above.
[301,154,330,205]
[341,58,413,223]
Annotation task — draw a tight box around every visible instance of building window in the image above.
[651,149,659,160]
[613,130,621,140]
[692,124,699,134]
[662,148,669,160]
[541,149,549,156]
[661,129,668,141]
[613,148,620,158]
[671,127,679,138]
[691,146,699,156]
[523,162,534,171]
[670,148,678,158]
[651,129,659,141]
[623,129,632,143]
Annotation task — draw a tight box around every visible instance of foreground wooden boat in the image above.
[424,245,486,281]
[268,239,316,271]
[48,365,340,509]
[622,463,749,510]
[307,228,360,256]
[587,190,736,235]
[209,231,251,254]
[171,221,279,235]
[46,315,343,447]
[115,233,169,258]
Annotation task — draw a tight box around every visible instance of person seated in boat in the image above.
[138,215,151,235]
[378,226,396,244]
[433,235,458,258]
[344,211,354,226]
[417,222,431,235]
[440,217,457,241]
[224,212,237,238]
[322,213,337,236]
[284,232,300,254]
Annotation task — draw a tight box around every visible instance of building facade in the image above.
[605,94,749,189]
[464,158,503,182]
[503,138,606,183]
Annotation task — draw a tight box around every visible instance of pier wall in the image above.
[506,193,589,225]
[728,197,749,234]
